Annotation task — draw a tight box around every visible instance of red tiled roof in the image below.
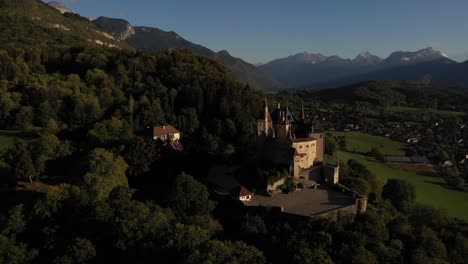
[239,186,252,197]
[153,125,180,137]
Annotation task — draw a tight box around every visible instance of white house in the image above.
[236,186,253,202]
[153,125,180,141]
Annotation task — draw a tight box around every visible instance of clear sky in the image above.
[53,0,468,63]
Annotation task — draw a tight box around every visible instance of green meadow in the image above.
[332,131,405,156]
[331,131,468,220]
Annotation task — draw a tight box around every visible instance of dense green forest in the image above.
[0,1,467,263]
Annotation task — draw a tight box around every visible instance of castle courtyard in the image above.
[243,185,357,217]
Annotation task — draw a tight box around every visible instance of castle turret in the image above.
[300,103,305,121]
[257,97,273,137]
[263,97,269,131]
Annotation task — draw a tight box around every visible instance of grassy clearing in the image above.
[16,181,51,193]
[0,130,38,151]
[332,131,405,156]
[331,131,468,220]
[387,106,466,116]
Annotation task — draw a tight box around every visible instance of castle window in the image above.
[306,145,309,148]
[299,146,303,149]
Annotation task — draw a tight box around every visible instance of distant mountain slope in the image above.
[306,59,467,90]
[93,16,282,92]
[259,51,381,88]
[0,0,128,49]
[260,48,465,89]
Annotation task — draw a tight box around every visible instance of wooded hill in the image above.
[295,80,468,112]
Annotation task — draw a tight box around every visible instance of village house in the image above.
[153,125,183,151]
[407,137,420,144]
[153,125,180,141]
[343,123,360,132]
[233,186,253,201]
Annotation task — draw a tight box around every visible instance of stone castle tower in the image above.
[257,99,325,177]
[257,98,274,137]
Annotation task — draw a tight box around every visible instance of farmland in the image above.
[331,131,468,220]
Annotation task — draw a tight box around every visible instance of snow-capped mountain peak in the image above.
[385,47,453,64]
[354,51,383,64]
[290,52,328,64]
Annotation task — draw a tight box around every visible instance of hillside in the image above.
[93,16,282,92]
[0,0,128,49]
[297,80,468,112]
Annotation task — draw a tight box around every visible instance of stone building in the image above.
[257,99,325,177]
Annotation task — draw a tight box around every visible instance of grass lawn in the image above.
[332,131,405,156]
[330,131,468,220]
[387,106,466,117]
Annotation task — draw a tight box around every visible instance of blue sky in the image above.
[55,0,468,63]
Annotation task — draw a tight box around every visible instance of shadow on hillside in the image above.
[418,171,440,178]
[424,180,463,192]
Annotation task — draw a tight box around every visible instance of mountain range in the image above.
[33,1,468,92]
[91,16,282,92]
[259,48,468,89]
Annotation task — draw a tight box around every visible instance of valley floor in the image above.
[331,131,468,220]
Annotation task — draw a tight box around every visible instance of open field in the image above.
[386,106,466,117]
[332,131,405,156]
[331,131,468,220]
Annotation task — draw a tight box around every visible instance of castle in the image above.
[257,99,325,178]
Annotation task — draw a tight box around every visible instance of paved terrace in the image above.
[243,185,357,217]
